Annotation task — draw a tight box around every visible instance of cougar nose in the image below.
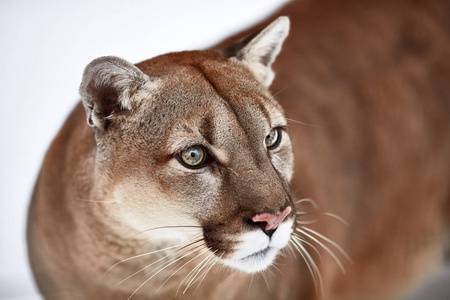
[251,206,292,233]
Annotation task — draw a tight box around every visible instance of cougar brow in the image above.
[192,64,274,143]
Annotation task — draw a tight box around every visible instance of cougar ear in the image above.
[224,16,289,87]
[79,56,151,132]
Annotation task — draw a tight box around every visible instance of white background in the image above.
[0,0,288,298]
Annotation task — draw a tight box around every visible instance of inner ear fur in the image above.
[79,56,151,131]
[223,16,290,87]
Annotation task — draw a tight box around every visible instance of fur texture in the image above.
[28,0,450,299]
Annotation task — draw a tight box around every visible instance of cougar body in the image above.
[28,0,450,299]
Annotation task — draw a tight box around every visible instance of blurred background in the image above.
[0,0,289,298]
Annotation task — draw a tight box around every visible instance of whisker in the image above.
[296,212,349,227]
[217,261,238,288]
[294,198,319,209]
[116,249,178,287]
[248,274,255,295]
[271,86,290,98]
[290,239,315,286]
[155,247,211,295]
[105,234,202,275]
[290,236,324,295]
[292,232,323,262]
[270,263,282,276]
[124,225,202,242]
[126,244,204,300]
[319,212,349,227]
[296,228,346,274]
[177,238,206,252]
[277,251,288,259]
[143,243,205,279]
[193,252,224,294]
[262,269,271,292]
[270,87,319,128]
[182,250,217,294]
[285,242,297,260]
[285,117,319,128]
[297,219,318,225]
[301,227,352,263]
[116,240,203,286]
[228,265,241,283]
[266,266,276,278]
[137,231,202,246]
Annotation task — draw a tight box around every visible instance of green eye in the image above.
[265,128,282,149]
[179,146,207,168]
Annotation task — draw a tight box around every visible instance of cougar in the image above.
[28,0,450,299]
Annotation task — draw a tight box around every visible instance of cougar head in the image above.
[79,17,294,273]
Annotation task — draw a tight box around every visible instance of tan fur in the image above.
[28,0,450,299]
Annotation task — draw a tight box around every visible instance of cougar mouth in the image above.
[220,220,294,273]
[243,246,271,260]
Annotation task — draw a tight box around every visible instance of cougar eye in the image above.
[178,146,207,168]
[265,127,282,150]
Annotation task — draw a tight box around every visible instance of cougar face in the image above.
[29,2,450,298]
[80,18,294,273]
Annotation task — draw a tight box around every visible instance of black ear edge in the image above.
[220,16,290,87]
[222,29,263,60]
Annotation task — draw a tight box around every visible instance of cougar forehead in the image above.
[110,51,290,180]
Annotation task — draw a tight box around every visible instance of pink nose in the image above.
[251,206,292,231]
